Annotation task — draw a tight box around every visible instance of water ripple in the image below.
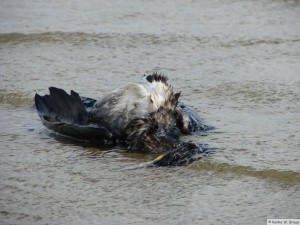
[190,161,300,184]
[0,32,299,48]
[0,90,33,106]
[201,81,300,112]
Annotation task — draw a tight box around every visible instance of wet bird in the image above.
[35,73,213,166]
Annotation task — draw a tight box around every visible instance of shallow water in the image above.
[1,0,300,224]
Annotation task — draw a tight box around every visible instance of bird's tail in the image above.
[35,87,113,143]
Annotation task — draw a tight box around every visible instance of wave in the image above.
[0,90,34,106]
[190,161,300,184]
[0,32,299,48]
[0,32,108,44]
[0,32,180,46]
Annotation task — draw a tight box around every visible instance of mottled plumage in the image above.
[35,73,213,166]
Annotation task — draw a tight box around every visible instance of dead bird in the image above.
[35,73,214,166]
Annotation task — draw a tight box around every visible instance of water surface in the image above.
[1,0,300,224]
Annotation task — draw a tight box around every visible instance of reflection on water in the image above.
[1,0,300,224]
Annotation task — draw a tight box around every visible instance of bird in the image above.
[35,72,213,166]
